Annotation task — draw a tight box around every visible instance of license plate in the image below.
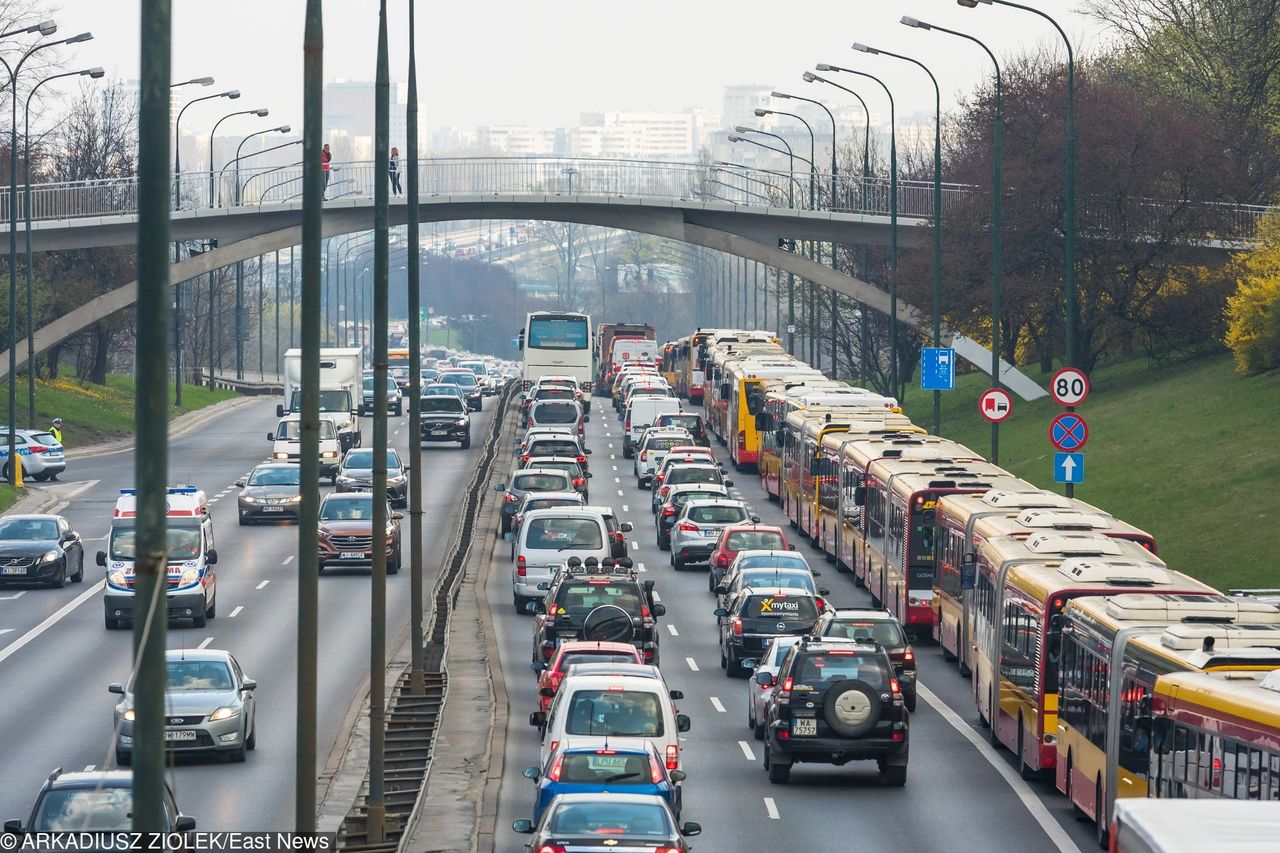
[1,566,25,575]
[432,429,447,436]
[263,507,285,513]
[340,552,365,560]
[792,718,817,737]
[164,730,197,742]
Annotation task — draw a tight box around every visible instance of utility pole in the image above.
[406,0,426,695]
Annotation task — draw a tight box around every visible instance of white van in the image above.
[535,671,692,772]
[512,508,610,612]
[269,415,341,483]
[623,396,682,458]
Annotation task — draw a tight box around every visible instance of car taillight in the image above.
[677,522,698,532]
[504,492,519,503]
[649,753,663,784]
[640,451,648,462]
[656,473,665,484]
[666,743,679,770]
[548,740,558,755]
[536,846,567,853]
[547,753,564,782]
[731,617,743,637]
[27,444,47,453]
[624,419,631,431]
[904,649,915,662]
[517,556,526,577]
[716,552,730,568]
[660,487,670,499]
[577,455,587,464]
[643,646,655,661]
[891,678,901,695]
[662,507,676,517]
[816,597,826,610]
[520,454,530,464]
[573,477,585,488]
[549,672,563,692]
[780,676,793,698]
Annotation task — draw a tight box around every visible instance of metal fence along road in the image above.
[0,156,1272,243]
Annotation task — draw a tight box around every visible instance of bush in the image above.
[1225,216,1280,375]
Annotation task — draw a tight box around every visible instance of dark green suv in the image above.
[754,636,908,786]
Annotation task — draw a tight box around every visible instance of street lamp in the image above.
[22,65,104,428]
[175,88,236,208]
[852,40,944,433]
[957,0,1077,369]
[0,20,55,40]
[171,76,214,88]
[208,106,269,206]
[231,125,292,205]
[903,13,1004,460]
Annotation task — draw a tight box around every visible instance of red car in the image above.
[531,641,643,712]
[708,523,792,579]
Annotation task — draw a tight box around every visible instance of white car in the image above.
[0,427,66,481]
[746,636,803,740]
[268,416,341,483]
[633,428,694,488]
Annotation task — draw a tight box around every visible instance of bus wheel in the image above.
[1066,754,1088,821]
[1095,777,1109,848]
[988,688,1001,746]
[1017,720,1037,780]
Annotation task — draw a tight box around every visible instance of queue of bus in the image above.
[660,326,1280,846]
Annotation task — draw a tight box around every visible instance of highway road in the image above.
[0,397,497,829]
[486,409,1096,853]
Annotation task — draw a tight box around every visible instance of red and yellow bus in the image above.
[700,343,787,441]
[722,358,817,470]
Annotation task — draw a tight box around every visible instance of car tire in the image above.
[658,537,670,552]
[206,595,216,620]
[460,436,471,449]
[238,514,249,526]
[754,719,766,741]
[49,561,67,589]
[247,721,257,751]
[822,679,881,738]
[229,743,247,763]
[192,609,207,629]
[388,553,401,575]
[905,692,917,713]
[726,651,744,678]
[881,764,907,787]
[671,556,683,571]
[105,615,120,629]
[765,746,790,784]
[394,403,403,417]
[513,594,525,614]
[72,554,84,583]
[116,750,132,767]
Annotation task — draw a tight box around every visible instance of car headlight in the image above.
[180,568,199,586]
[209,706,240,722]
[108,570,127,587]
[39,549,60,564]
[286,494,303,503]
[272,452,289,460]
[322,450,339,459]
[456,418,469,427]
[241,495,258,504]
[119,708,135,722]
[336,475,354,485]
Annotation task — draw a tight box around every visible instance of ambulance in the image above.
[97,486,218,630]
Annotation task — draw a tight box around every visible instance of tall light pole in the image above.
[853,41,943,434]
[24,65,103,428]
[231,124,290,379]
[904,14,1004,460]
[958,0,1076,369]
[208,106,269,206]
[406,0,427,696]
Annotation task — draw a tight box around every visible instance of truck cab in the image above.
[269,415,342,483]
[277,388,361,452]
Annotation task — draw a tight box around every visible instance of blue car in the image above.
[523,740,684,823]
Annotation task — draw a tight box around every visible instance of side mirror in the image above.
[392,512,404,520]
[741,658,757,671]
[3,820,22,833]
[583,415,591,422]
[584,448,593,455]
[682,821,702,837]
[539,687,555,698]
[275,404,285,418]
[108,682,124,695]
[714,585,728,595]
[818,587,831,596]
[512,819,535,834]
[669,689,684,700]
[503,532,513,542]
[620,522,633,533]
[652,603,667,617]
[528,711,546,728]
[676,713,691,733]
[530,660,546,673]
[755,671,776,687]
[240,679,257,692]
[96,551,107,567]
[521,766,540,781]
[205,549,218,565]
[713,607,728,617]
[235,479,246,488]
[267,433,275,442]
[585,472,593,479]
[669,769,687,783]
[174,816,197,833]
[788,544,797,551]
[493,483,506,492]
[961,552,977,591]
[724,479,734,488]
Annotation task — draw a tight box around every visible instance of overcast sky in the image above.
[47,0,1113,137]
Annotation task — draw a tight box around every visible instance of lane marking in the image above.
[612,465,618,471]
[0,591,27,601]
[84,764,95,772]
[614,477,620,483]
[666,624,679,636]
[197,636,214,649]
[617,490,624,496]
[0,628,14,637]
[228,606,244,618]
[256,580,270,590]
[622,504,629,512]
[763,797,780,820]
[918,683,1082,853]
[738,740,756,761]
[685,657,699,672]
[282,556,295,566]
[610,454,616,460]
[710,696,726,713]
[209,498,219,503]
[0,581,105,666]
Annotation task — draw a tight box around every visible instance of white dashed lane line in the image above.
[622,504,629,512]
[617,490,624,496]
[84,764,95,772]
[710,696,726,713]
[738,740,756,761]
[666,624,679,636]
[614,477,621,483]
[228,606,244,618]
[197,637,214,649]
[256,580,270,590]
[685,657,700,672]
[763,797,780,820]
[282,556,295,565]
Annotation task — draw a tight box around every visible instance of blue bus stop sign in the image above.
[920,347,955,391]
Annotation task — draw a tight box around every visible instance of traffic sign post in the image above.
[978,388,1013,424]
[1049,412,1089,452]
[1047,367,1090,498]
[1055,452,1084,484]
[920,347,956,391]
[1050,367,1090,407]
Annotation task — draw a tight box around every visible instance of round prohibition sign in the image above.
[978,388,1013,424]
[1049,412,1089,452]
[1050,367,1090,407]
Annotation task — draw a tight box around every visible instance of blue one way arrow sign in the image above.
[1054,452,1084,484]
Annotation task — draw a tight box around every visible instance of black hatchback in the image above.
[653,412,710,447]
[715,587,819,677]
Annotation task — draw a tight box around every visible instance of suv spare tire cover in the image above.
[823,679,882,738]
[583,604,636,643]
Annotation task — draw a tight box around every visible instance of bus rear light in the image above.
[738,430,746,448]
[665,744,679,770]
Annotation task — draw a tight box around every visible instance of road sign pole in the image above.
[1065,406,1075,498]
[406,0,425,697]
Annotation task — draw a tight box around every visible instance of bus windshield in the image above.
[529,316,588,349]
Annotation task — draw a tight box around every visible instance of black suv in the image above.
[419,394,471,448]
[530,558,665,666]
[754,637,908,786]
[814,608,918,712]
[715,586,821,677]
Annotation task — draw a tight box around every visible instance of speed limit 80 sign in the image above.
[1050,367,1090,407]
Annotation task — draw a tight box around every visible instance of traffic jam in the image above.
[503,320,1280,850]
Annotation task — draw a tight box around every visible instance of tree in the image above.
[1225,214,1280,374]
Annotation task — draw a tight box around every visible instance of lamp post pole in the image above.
[208,107,269,206]
[406,0,427,695]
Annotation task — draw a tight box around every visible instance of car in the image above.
[335,447,409,508]
[520,385,578,425]
[715,548,811,594]
[528,399,584,436]
[3,768,196,833]
[715,586,822,677]
[420,367,441,384]
[655,485,731,551]
[652,463,732,515]
[815,608,918,712]
[633,428,694,488]
[360,374,402,416]
[316,492,403,574]
[497,469,575,535]
[717,567,829,612]
[755,636,909,785]
[437,369,483,411]
[418,393,471,448]
[529,560,663,665]
[747,636,803,740]
[235,463,302,525]
[518,425,577,454]
[0,427,66,482]
[653,412,710,447]
[389,365,412,394]
[522,741,686,825]
[421,383,466,404]
[268,415,341,482]
[512,509,611,612]
[521,455,591,500]
[709,523,791,580]
[0,514,84,587]
[669,499,749,570]
[509,491,586,555]
[531,640,643,712]
[622,396,681,457]
[110,648,257,765]
[523,435,591,471]
[512,793,700,852]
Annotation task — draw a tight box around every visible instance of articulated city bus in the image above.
[722,358,818,470]
[1055,593,1280,836]
[779,412,880,536]
[934,489,1159,676]
[520,311,593,392]
[701,343,787,441]
[1149,668,1280,802]
[966,533,1204,779]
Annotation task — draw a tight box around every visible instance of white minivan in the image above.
[623,396,682,458]
[535,670,692,773]
[512,508,610,612]
[269,415,342,483]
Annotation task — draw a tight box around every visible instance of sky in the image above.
[37,0,1116,139]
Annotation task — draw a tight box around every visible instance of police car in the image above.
[97,487,218,629]
[0,427,66,481]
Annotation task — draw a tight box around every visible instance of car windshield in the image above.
[164,659,234,691]
[513,473,570,492]
[739,554,808,572]
[536,387,575,400]
[422,398,464,414]
[643,436,684,452]
[529,440,580,457]
[275,421,334,440]
[319,497,374,521]
[557,583,644,615]
[564,689,664,737]
[657,415,702,433]
[547,801,673,838]
[823,619,907,648]
[30,431,59,446]
[110,527,202,561]
[672,491,724,508]
[32,788,137,831]
[528,461,583,479]
[796,652,887,687]
[525,498,582,512]
[742,594,818,623]
[738,570,814,594]
[727,530,785,551]
[423,386,461,397]
[770,642,795,667]
[557,752,651,785]
[439,373,477,388]
[687,506,746,525]
[0,517,58,539]
[524,517,602,550]
[668,468,719,485]
[248,467,300,487]
[557,652,639,671]
[532,402,578,424]
[342,449,401,470]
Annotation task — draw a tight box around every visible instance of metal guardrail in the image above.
[0,155,1271,242]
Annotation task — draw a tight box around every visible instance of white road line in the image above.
[228,606,244,618]
[611,454,616,460]
[608,444,614,449]
[84,764,95,772]
[612,465,618,471]
[617,489,624,496]
[918,684,1082,853]
[209,498,219,503]
[282,556,295,565]
[614,477,620,483]
[0,629,14,637]
[622,504,629,512]
[738,740,756,761]
[763,797,780,820]
[197,636,214,649]
[0,590,27,601]
[631,541,640,550]
[710,696,726,713]
[256,580,270,590]
[685,657,699,672]
[666,624,679,636]
[0,581,105,666]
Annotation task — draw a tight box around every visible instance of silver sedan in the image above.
[668,499,747,570]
